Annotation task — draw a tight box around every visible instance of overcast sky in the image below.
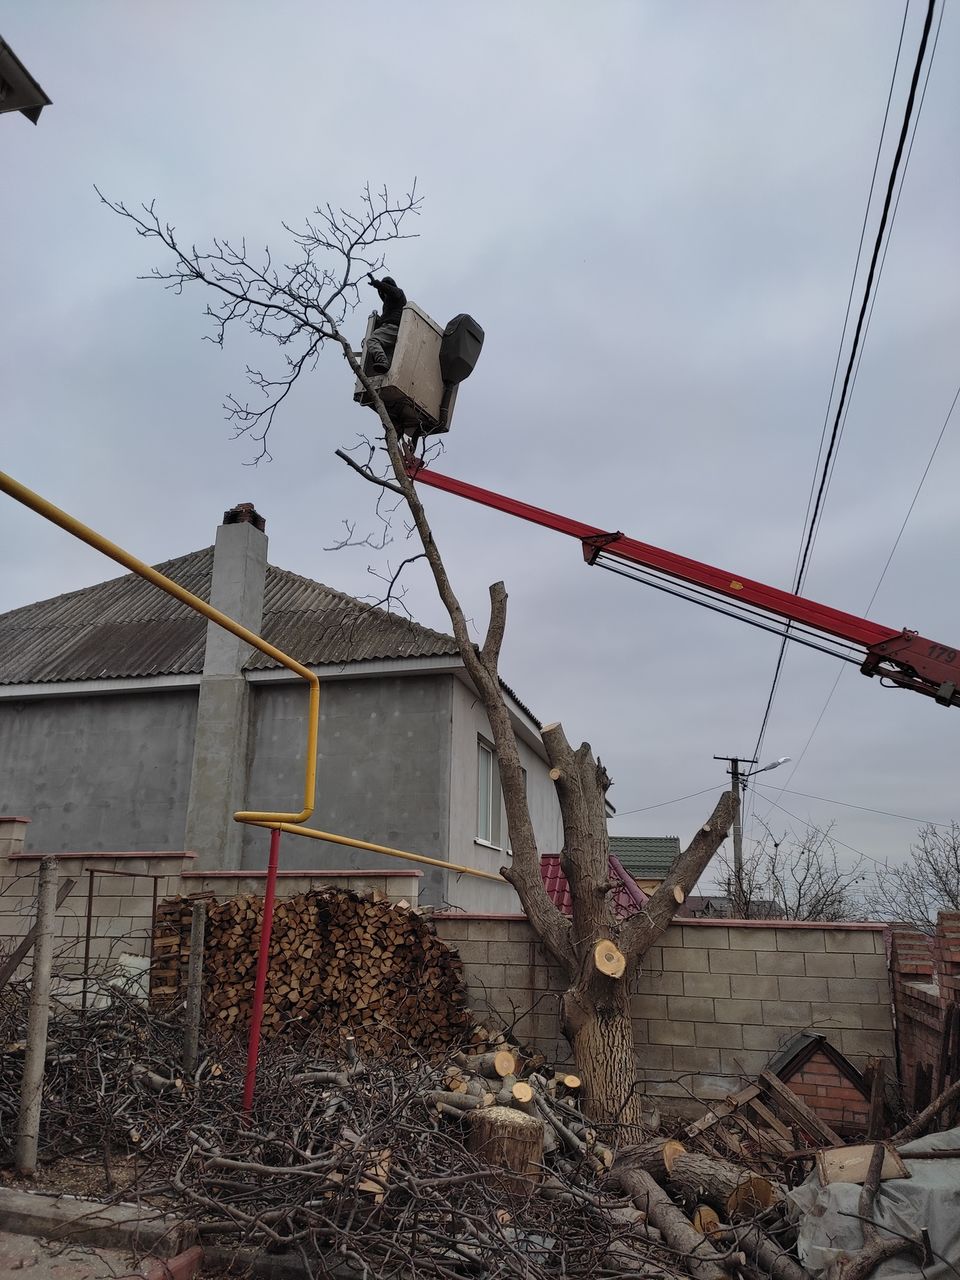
[2,2,958,889]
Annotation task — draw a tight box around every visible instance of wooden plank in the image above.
[0,877,77,991]
[758,1071,843,1147]
[685,1084,761,1139]
[744,1096,794,1147]
[816,1143,908,1186]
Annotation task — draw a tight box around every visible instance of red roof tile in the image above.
[540,854,648,919]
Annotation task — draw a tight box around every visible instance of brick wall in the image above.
[435,914,894,1119]
[890,913,960,1110]
[782,1048,869,1133]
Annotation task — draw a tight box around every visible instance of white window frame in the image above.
[476,736,502,848]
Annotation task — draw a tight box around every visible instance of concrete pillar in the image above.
[0,817,30,863]
[184,505,267,870]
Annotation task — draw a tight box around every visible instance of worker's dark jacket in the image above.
[375,282,407,328]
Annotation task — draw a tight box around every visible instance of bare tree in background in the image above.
[716,821,867,922]
[865,821,960,933]
[102,184,735,1130]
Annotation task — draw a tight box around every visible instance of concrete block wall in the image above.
[0,819,420,979]
[435,914,895,1118]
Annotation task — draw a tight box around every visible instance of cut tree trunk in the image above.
[562,980,645,1129]
[466,1105,544,1196]
[615,1137,687,1183]
[611,1166,734,1280]
[668,1151,781,1219]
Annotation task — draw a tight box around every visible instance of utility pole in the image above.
[714,755,756,919]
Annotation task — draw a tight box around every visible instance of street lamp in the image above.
[713,754,791,917]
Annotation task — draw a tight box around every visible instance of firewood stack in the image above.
[151,887,477,1057]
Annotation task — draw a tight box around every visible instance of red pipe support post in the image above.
[242,826,281,1112]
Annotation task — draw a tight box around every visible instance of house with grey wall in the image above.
[0,503,563,910]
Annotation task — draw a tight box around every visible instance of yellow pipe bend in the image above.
[0,471,318,826]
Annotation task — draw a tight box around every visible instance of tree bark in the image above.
[668,1150,781,1219]
[611,1166,733,1280]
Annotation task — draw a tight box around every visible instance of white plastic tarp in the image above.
[789,1126,960,1280]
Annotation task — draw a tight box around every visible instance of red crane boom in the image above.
[407,462,960,710]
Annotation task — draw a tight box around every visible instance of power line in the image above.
[747,0,938,792]
[793,0,935,597]
[791,1,911,588]
[613,785,723,818]
[753,780,951,828]
[760,368,958,811]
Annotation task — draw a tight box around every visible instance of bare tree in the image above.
[865,821,960,933]
[715,821,867,922]
[102,185,735,1130]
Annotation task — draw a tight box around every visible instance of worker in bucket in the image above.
[365,274,407,373]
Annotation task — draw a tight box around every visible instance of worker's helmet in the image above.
[382,277,396,286]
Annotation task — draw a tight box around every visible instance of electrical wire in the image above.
[752,780,950,828]
[791,1,910,587]
[613,785,724,818]
[747,0,937,779]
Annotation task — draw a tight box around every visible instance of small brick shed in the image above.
[767,1031,870,1134]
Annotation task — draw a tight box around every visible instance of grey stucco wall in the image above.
[0,690,198,852]
[240,675,452,903]
[446,677,563,913]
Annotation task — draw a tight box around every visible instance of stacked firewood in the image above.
[152,888,478,1057]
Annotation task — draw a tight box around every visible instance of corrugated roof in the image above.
[609,835,680,878]
[0,548,459,685]
[540,854,648,920]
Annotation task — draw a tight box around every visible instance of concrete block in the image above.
[743,1023,794,1052]
[860,1003,894,1030]
[649,1019,696,1046]
[694,1022,744,1050]
[634,969,684,996]
[636,1043,676,1070]
[709,949,758,974]
[757,952,808,977]
[823,929,880,954]
[682,971,731,998]
[662,947,709,973]
[761,1000,812,1027]
[827,978,883,1004]
[808,1002,866,1031]
[714,998,763,1024]
[683,926,729,949]
[640,947,663,971]
[839,1029,896,1058]
[485,940,534,965]
[507,920,535,941]
[660,927,684,948]
[667,996,716,1022]
[729,926,779,951]
[502,963,531,990]
[632,994,668,1019]
[466,920,510,942]
[451,940,488,965]
[803,951,855,978]
[672,1045,723,1074]
[776,929,824,952]
[730,974,779,1000]
[779,976,829,1002]
[853,953,889,979]
[115,896,157,921]
[720,1048,771,1078]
